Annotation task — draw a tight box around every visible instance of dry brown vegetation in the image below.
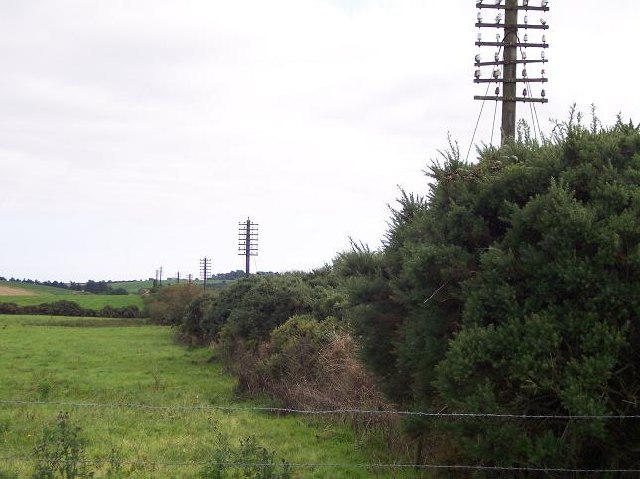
[0,285,36,296]
[221,325,411,458]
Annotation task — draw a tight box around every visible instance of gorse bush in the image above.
[177,271,347,347]
[339,116,640,473]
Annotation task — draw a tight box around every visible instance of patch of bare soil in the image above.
[0,286,37,296]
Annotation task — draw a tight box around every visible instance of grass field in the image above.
[109,280,155,293]
[0,315,421,478]
[0,281,144,309]
[110,279,232,294]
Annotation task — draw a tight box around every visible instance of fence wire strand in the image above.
[3,399,640,474]
[1,456,640,474]
[2,399,639,420]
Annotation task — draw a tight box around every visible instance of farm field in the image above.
[0,281,143,309]
[108,280,155,293]
[110,279,231,294]
[0,315,419,478]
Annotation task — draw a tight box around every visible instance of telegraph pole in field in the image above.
[199,258,211,292]
[238,218,258,277]
[474,0,549,142]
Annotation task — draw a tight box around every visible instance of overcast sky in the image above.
[1,0,639,282]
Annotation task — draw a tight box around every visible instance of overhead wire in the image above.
[467,41,504,158]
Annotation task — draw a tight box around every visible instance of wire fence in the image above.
[2,399,639,420]
[3,398,640,474]
[2,456,640,474]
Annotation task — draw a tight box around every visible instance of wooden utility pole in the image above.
[199,258,211,292]
[474,0,549,143]
[502,0,518,140]
[238,218,258,277]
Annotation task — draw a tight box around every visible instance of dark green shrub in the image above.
[341,118,640,472]
[0,303,19,314]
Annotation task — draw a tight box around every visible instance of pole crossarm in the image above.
[474,95,548,103]
[476,42,548,48]
[476,2,549,11]
[475,23,548,30]
[475,78,547,83]
[476,59,547,66]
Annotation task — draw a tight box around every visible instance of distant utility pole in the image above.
[187,273,193,285]
[154,269,159,287]
[238,218,258,277]
[175,272,180,284]
[199,258,211,292]
[474,0,549,143]
[159,266,163,287]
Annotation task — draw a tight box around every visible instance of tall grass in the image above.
[0,315,423,478]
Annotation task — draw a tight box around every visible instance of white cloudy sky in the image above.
[1,0,639,282]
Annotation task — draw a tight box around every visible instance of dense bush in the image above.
[339,118,640,473]
[180,294,217,343]
[179,271,347,347]
[144,283,201,325]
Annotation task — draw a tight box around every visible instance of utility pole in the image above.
[159,266,163,287]
[187,273,193,285]
[176,271,180,284]
[199,258,211,292]
[474,0,549,143]
[502,0,518,139]
[238,218,258,277]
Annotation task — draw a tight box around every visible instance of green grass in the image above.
[109,280,155,293]
[109,279,230,295]
[0,315,423,478]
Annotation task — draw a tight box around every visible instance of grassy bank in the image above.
[0,315,421,478]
